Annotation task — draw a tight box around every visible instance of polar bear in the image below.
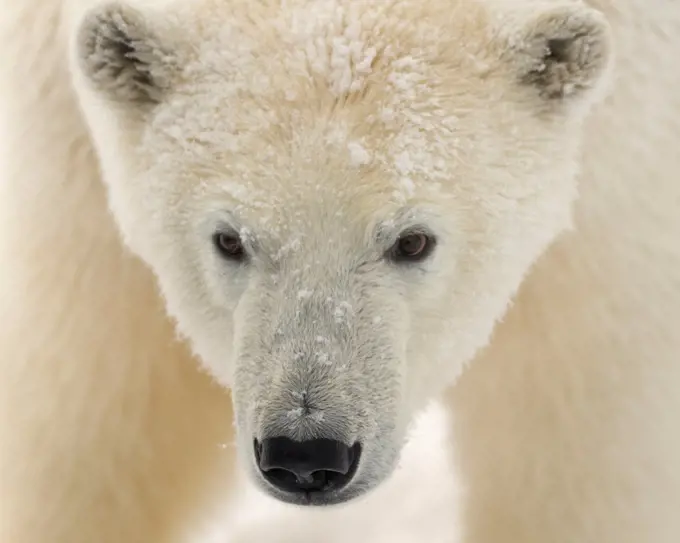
[1,0,679,542]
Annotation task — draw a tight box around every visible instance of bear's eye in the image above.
[388,231,436,263]
[213,231,247,262]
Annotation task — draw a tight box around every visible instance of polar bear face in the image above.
[72,0,612,505]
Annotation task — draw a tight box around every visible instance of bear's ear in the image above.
[75,3,177,106]
[502,4,613,105]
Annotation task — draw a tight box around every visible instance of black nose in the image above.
[255,437,361,494]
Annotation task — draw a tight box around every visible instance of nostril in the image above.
[258,437,354,476]
[254,437,361,494]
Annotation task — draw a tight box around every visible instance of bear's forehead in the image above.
[176,0,495,95]
[144,48,507,210]
[138,0,550,236]
[145,97,459,229]
[144,0,505,178]
[171,143,446,247]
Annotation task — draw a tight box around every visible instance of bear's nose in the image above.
[255,437,361,495]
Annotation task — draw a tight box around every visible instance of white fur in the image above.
[1,0,679,541]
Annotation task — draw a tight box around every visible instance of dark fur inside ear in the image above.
[77,4,174,105]
[513,7,613,101]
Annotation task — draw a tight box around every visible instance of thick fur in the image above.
[68,0,614,507]
[0,2,234,542]
[448,2,680,540]
[0,0,679,542]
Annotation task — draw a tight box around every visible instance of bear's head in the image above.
[71,0,613,505]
